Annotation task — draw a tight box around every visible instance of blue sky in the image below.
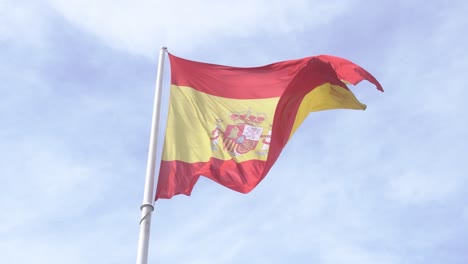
[1,0,467,263]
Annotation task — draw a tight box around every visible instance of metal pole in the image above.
[136,46,167,264]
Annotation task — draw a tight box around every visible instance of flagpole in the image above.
[136,46,167,264]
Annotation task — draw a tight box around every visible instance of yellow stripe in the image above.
[163,85,279,163]
[289,84,366,137]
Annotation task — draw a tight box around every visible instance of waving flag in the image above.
[156,53,383,199]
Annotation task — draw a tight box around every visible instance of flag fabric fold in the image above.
[156,53,382,200]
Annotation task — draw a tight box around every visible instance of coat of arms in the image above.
[210,109,272,157]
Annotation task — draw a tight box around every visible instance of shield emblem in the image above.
[223,124,263,154]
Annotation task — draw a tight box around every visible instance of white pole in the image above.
[136,46,167,264]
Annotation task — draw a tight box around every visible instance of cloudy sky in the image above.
[1,0,467,263]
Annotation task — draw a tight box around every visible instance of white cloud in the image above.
[45,0,354,56]
[0,137,109,233]
[0,1,48,47]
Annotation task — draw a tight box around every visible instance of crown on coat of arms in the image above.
[229,109,267,126]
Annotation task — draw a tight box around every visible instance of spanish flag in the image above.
[156,53,383,200]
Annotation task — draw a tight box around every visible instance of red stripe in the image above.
[317,55,384,92]
[169,54,383,99]
[157,159,267,199]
